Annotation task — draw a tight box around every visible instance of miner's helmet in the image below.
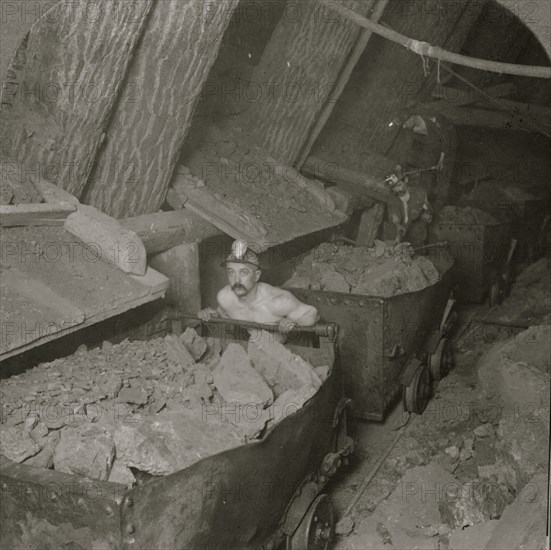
[221,240,262,270]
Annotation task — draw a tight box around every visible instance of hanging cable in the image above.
[320,0,551,79]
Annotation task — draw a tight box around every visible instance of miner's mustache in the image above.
[232,284,246,291]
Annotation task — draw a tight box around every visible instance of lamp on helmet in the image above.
[220,240,262,270]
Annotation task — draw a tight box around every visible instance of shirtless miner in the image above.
[198,240,319,340]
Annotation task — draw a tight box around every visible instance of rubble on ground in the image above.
[436,205,500,225]
[487,258,551,325]
[0,328,325,485]
[337,320,549,550]
[284,241,450,297]
[477,324,550,487]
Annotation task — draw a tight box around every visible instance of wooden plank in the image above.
[418,82,516,112]
[0,203,76,226]
[32,177,148,275]
[440,106,551,135]
[0,267,85,355]
[64,204,148,276]
[120,211,222,254]
[0,266,168,361]
[241,0,378,164]
[302,155,395,204]
[471,99,551,122]
[0,0,154,198]
[296,0,390,169]
[172,171,270,251]
[82,0,240,217]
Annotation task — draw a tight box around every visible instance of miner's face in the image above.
[394,179,408,196]
[226,262,260,297]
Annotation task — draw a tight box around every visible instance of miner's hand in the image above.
[197,307,219,322]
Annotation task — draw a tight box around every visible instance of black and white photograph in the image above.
[0,0,550,548]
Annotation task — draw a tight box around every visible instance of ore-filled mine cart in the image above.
[428,218,513,306]
[462,194,550,263]
[0,320,351,550]
[289,250,456,421]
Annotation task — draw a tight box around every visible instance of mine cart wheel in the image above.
[286,494,335,550]
[429,338,454,381]
[403,364,431,415]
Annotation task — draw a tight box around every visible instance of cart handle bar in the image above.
[169,312,340,340]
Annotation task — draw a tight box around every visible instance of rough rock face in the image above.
[181,327,208,361]
[113,408,244,476]
[284,241,447,297]
[478,325,550,411]
[248,332,322,397]
[346,463,488,550]
[483,473,548,550]
[213,344,273,406]
[477,325,550,489]
[53,424,115,481]
[1,327,324,485]
[0,426,39,463]
[489,258,551,325]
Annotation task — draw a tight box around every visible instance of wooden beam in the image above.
[0,0,154,198]
[64,204,148,276]
[0,203,76,226]
[418,82,516,113]
[296,0,390,169]
[302,155,396,205]
[472,99,551,122]
[0,267,85,355]
[82,0,239,217]
[440,106,551,135]
[149,243,201,313]
[120,211,222,255]
[241,0,378,165]
[32,177,148,276]
[171,170,270,251]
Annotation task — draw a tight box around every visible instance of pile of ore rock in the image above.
[284,241,448,297]
[436,205,499,225]
[0,329,327,486]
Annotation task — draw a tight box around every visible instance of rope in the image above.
[320,0,551,79]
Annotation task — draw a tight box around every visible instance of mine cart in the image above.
[289,250,456,421]
[461,195,550,263]
[428,219,513,306]
[0,321,351,550]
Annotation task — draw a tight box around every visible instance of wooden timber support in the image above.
[32,178,148,276]
[426,82,516,108]
[302,155,402,215]
[312,0,488,160]
[436,105,551,135]
[120,211,222,255]
[0,1,154,197]
[0,203,76,227]
[82,0,240,218]
[296,0,391,169]
[240,0,378,165]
